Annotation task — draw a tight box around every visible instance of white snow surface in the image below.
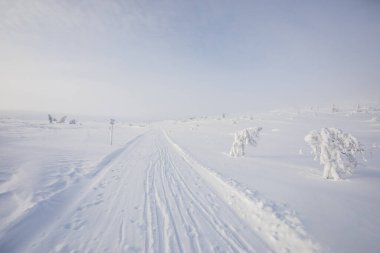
[0,107,379,253]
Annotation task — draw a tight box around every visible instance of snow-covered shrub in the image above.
[48,114,53,123]
[230,127,262,157]
[69,119,76,124]
[331,104,339,113]
[305,128,364,180]
[356,104,363,113]
[58,116,67,123]
[369,117,378,122]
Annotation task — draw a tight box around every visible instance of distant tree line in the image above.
[48,114,76,124]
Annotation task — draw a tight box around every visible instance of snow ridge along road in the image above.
[0,129,320,253]
[164,130,320,253]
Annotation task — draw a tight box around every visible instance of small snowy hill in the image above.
[0,106,379,253]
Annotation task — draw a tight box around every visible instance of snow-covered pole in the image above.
[110,118,115,145]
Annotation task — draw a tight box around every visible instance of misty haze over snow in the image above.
[1,2,380,253]
[1,0,380,119]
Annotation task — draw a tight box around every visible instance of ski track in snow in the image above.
[0,129,320,253]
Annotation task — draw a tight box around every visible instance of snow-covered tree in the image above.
[331,104,339,113]
[230,127,262,157]
[356,104,362,113]
[48,114,53,124]
[304,128,364,180]
[58,116,67,123]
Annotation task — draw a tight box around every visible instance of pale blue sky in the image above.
[1,0,379,119]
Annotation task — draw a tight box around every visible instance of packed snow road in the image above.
[0,129,318,253]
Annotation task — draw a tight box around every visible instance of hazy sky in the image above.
[1,0,380,119]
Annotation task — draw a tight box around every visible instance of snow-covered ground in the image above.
[0,106,379,253]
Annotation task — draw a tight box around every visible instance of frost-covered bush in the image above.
[58,116,67,123]
[48,114,53,124]
[305,128,364,180]
[48,114,57,123]
[230,127,262,157]
[355,104,363,113]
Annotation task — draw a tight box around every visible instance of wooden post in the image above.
[110,119,115,145]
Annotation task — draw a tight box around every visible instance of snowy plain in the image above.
[0,105,379,253]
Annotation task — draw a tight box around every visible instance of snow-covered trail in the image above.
[0,129,318,253]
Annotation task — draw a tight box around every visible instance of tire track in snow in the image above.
[164,130,321,253]
[1,129,319,253]
[162,147,250,252]
[0,133,147,253]
[142,133,269,253]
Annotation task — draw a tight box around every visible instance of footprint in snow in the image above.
[64,219,86,231]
